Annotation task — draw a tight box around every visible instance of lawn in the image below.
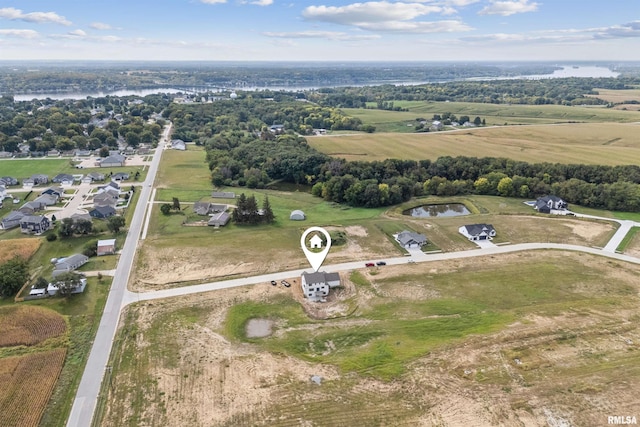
[308,122,640,165]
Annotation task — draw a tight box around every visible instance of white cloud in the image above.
[0,7,71,25]
[263,30,380,40]
[594,21,640,39]
[90,22,112,30]
[248,0,274,5]
[68,29,87,37]
[479,0,538,16]
[0,29,39,39]
[303,2,450,25]
[200,0,227,3]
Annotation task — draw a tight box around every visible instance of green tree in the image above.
[262,196,274,224]
[160,203,171,215]
[58,217,75,238]
[99,146,109,158]
[172,197,181,211]
[53,272,84,297]
[75,219,93,235]
[474,116,482,126]
[0,257,29,298]
[107,216,125,233]
[497,177,515,197]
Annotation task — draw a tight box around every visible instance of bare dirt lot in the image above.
[103,251,640,427]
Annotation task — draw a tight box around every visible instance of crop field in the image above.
[308,122,640,165]
[0,348,67,427]
[0,237,42,264]
[101,251,640,426]
[0,305,68,347]
[588,88,640,104]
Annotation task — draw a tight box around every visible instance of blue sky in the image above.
[0,1,638,61]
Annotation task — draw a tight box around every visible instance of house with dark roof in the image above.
[111,172,130,181]
[20,215,50,234]
[33,194,58,207]
[534,195,568,214]
[93,192,119,207]
[99,154,126,168]
[42,187,64,198]
[52,173,74,184]
[23,174,49,186]
[459,224,496,241]
[194,202,227,216]
[1,211,25,229]
[301,271,341,302]
[0,176,18,186]
[88,172,105,182]
[71,212,92,223]
[90,206,116,219]
[395,230,428,249]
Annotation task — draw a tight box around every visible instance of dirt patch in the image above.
[246,318,274,338]
[345,225,368,237]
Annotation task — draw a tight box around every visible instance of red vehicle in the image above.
[365,262,375,267]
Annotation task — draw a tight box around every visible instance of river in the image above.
[11,65,620,101]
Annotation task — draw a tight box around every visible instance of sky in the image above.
[0,0,638,62]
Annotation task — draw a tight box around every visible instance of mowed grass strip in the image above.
[308,122,640,165]
[0,158,78,178]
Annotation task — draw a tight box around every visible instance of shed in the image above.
[289,210,306,221]
[97,239,117,256]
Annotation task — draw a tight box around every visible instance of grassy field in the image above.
[352,101,640,131]
[100,250,640,426]
[308,122,640,165]
[588,88,640,103]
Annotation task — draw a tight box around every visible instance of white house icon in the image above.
[309,234,323,249]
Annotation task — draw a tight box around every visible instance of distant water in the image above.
[11,65,620,101]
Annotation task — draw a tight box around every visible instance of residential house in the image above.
[47,277,87,295]
[42,187,64,198]
[99,154,126,168]
[89,206,116,219]
[269,124,285,134]
[52,254,89,277]
[0,176,18,186]
[71,212,92,223]
[52,173,74,185]
[93,192,119,207]
[430,120,443,131]
[171,139,186,150]
[88,172,105,182]
[289,210,305,221]
[459,224,496,241]
[0,151,12,158]
[301,271,341,302]
[98,181,120,192]
[0,185,6,200]
[33,194,58,207]
[97,239,116,256]
[20,200,46,212]
[23,174,49,186]
[395,230,428,249]
[1,211,25,229]
[20,215,50,235]
[47,149,60,157]
[207,211,230,227]
[111,172,130,181]
[193,202,227,216]
[212,191,235,199]
[534,195,568,214]
[75,149,92,157]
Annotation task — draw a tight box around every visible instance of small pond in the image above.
[405,203,471,218]
[246,318,274,338]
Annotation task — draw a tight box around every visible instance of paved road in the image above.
[66,123,171,427]
[123,242,640,305]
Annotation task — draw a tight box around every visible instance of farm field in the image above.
[352,100,640,130]
[0,237,42,263]
[101,250,640,427]
[588,88,640,104]
[308,122,640,165]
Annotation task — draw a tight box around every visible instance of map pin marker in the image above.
[301,226,332,272]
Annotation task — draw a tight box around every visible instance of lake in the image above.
[405,203,471,218]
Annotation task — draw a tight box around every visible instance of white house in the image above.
[52,254,89,277]
[459,224,496,241]
[301,271,341,302]
[47,277,87,296]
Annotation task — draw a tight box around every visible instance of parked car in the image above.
[407,259,415,264]
[376,261,387,266]
[365,262,375,267]
[281,280,291,287]
[271,280,277,286]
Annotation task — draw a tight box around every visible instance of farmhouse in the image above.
[289,210,306,221]
[47,277,87,296]
[395,230,428,249]
[97,239,116,256]
[301,271,341,302]
[459,224,496,241]
[207,211,230,227]
[194,202,227,216]
[534,195,568,214]
[99,154,126,168]
[20,215,50,235]
[52,254,89,277]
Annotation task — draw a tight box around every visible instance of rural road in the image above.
[66,122,171,427]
